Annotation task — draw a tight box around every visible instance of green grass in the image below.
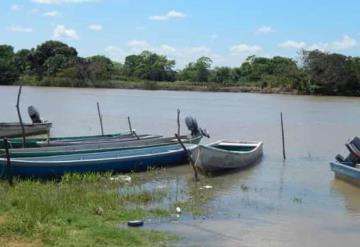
[0,173,176,247]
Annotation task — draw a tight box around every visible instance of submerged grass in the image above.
[0,173,176,247]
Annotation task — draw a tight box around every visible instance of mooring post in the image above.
[127,116,133,134]
[281,112,286,160]
[97,102,104,136]
[3,138,13,186]
[177,109,181,137]
[175,133,199,181]
[16,85,26,148]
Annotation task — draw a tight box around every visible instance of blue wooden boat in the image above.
[330,162,360,187]
[0,143,197,178]
[331,136,360,186]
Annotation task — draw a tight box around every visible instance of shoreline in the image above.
[8,80,300,96]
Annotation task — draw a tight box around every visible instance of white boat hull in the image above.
[191,140,263,172]
[0,122,52,138]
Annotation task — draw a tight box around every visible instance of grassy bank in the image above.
[16,76,298,95]
[0,173,177,247]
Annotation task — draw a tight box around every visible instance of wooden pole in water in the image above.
[177,109,181,137]
[175,133,199,181]
[128,117,140,140]
[97,102,104,136]
[16,85,26,148]
[281,112,286,160]
[3,138,13,186]
[127,116,133,134]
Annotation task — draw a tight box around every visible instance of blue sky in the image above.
[1,0,360,68]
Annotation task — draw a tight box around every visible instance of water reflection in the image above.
[331,179,360,216]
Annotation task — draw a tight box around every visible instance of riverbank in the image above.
[15,78,298,95]
[0,172,180,247]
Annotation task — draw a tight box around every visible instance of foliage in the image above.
[0,45,19,84]
[179,56,213,83]
[2,40,360,95]
[123,51,176,81]
[301,50,360,95]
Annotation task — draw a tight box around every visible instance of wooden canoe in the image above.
[1,134,202,158]
[0,122,52,138]
[191,140,263,172]
[330,162,360,187]
[0,143,198,178]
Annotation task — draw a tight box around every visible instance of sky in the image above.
[1,0,360,68]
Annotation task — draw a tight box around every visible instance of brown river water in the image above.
[1,85,360,246]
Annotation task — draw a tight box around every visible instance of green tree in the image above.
[0,45,19,84]
[28,40,77,78]
[123,51,176,81]
[179,56,213,83]
[302,50,360,95]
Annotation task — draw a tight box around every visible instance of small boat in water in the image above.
[1,134,202,158]
[331,136,360,186]
[0,143,197,178]
[330,162,360,186]
[0,122,52,138]
[0,105,52,138]
[191,140,263,173]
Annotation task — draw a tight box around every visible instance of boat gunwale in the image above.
[2,135,202,157]
[330,161,360,173]
[199,140,263,155]
[0,144,199,166]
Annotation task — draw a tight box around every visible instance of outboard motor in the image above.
[185,116,210,138]
[28,105,42,123]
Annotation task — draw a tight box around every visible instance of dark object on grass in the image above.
[127,220,144,227]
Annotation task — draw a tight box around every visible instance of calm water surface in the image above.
[1,85,360,246]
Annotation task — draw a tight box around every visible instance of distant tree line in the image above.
[1,40,360,96]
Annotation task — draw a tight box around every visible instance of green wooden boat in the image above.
[0,132,134,148]
[1,134,202,158]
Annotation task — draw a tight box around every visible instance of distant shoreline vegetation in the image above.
[1,40,360,96]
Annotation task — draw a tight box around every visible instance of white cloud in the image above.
[256,26,274,35]
[11,5,20,11]
[308,37,356,52]
[279,40,307,49]
[32,0,97,4]
[88,24,103,31]
[52,25,79,40]
[127,40,151,51]
[7,26,33,33]
[160,44,176,53]
[149,10,186,21]
[43,11,61,17]
[230,44,262,55]
[105,46,125,61]
[331,35,357,50]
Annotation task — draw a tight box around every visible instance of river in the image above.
[1,85,360,246]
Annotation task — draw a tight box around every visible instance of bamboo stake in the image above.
[127,116,133,134]
[16,85,25,148]
[175,133,199,181]
[281,112,286,160]
[177,109,181,137]
[97,102,104,136]
[3,138,13,186]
